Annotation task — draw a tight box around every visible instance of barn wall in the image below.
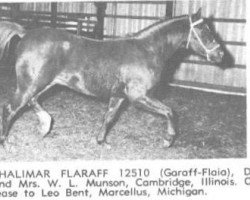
[104,2,167,37]
[19,2,97,35]
[20,2,51,11]
[20,2,96,13]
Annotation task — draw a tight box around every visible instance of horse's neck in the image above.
[138,17,189,60]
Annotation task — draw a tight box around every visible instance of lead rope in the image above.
[186,17,220,61]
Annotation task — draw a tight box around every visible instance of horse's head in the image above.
[186,8,224,63]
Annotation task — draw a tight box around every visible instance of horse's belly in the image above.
[55,72,97,97]
[85,75,114,98]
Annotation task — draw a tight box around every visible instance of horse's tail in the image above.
[0,21,26,61]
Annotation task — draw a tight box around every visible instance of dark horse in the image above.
[0,9,224,147]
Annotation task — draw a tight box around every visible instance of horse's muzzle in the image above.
[208,48,224,63]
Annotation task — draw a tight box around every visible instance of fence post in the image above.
[10,3,20,23]
[94,2,107,39]
[166,1,174,18]
[51,2,57,28]
[77,19,82,36]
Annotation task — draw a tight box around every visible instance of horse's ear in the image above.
[192,8,202,21]
[195,8,202,19]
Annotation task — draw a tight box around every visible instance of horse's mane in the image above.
[133,14,188,39]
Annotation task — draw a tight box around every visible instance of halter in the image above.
[186,17,220,61]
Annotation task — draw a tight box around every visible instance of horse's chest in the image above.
[120,65,155,90]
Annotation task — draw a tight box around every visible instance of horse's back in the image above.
[16,28,77,56]
[14,28,155,98]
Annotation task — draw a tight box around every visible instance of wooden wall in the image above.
[0,2,98,37]
[104,1,167,37]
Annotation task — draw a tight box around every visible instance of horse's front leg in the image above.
[133,96,176,147]
[97,96,125,144]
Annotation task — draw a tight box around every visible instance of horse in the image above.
[0,8,224,148]
[0,21,25,65]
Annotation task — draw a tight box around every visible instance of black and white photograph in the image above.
[0,0,246,162]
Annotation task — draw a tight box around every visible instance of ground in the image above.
[0,69,246,161]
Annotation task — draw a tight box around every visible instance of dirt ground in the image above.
[0,69,246,161]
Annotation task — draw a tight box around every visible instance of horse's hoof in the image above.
[96,135,106,145]
[105,143,111,150]
[96,136,111,149]
[96,138,104,145]
[38,122,52,137]
[0,136,6,146]
[3,141,17,154]
[163,138,174,148]
[37,112,52,137]
[0,140,5,146]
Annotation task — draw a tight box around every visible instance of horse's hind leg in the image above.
[29,98,52,137]
[0,90,33,143]
[97,97,125,144]
[133,96,176,147]
[0,81,54,143]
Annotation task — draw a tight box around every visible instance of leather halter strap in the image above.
[186,17,220,61]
